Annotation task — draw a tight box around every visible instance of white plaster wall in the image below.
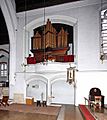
[51,80,74,104]
[1,0,107,105]
[16,17,25,72]
[77,5,105,70]
[14,63,75,105]
[27,80,47,102]
[14,0,107,105]
[14,73,26,101]
[16,1,107,71]
[76,71,107,105]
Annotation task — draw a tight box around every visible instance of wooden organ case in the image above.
[30,19,74,63]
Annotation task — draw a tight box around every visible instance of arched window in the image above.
[0,62,7,77]
[100,8,107,61]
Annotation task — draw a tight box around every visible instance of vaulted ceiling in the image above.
[0,0,81,45]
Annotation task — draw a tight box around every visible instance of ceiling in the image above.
[15,0,81,12]
[0,0,81,45]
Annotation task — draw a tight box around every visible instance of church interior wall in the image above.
[15,1,107,105]
[1,0,107,106]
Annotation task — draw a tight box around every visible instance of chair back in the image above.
[2,96,9,102]
[89,88,101,101]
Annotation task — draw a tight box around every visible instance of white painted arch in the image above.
[24,14,78,56]
[0,0,17,90]
[26,74,48,85]
[50,73,66,84]
[26,15,77,30]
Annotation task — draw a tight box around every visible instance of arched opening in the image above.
[27,80,47,102]
[0,8,10,96]
[51,80,74,105]
[30,21,74,63]
[26,75,48,102]
[25,15,77,60]
[0,0,17,99]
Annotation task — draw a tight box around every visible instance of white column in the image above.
[47,80,51,105]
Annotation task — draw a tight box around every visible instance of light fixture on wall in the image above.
[67,64,75,85]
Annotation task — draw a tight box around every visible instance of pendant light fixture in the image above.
[67,63,75,85]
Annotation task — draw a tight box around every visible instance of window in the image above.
[100,9,107,61]
[0,62,7,77]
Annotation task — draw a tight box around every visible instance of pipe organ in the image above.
[30,19,74,63]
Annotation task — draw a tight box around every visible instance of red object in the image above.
[27,57,36,64]
[64,55,74,62]
[79,104,95,120]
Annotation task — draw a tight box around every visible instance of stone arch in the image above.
[26,15,77,29]
[50,73,66,84]
[25,15,78,56]
[0,49,9,58]
[0,0,17,88]
[26,74,48,85]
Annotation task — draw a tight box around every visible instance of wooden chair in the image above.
[0,96,9,106]
[89,87,104,108]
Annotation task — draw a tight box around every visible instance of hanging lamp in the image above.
[67,64,75,84]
